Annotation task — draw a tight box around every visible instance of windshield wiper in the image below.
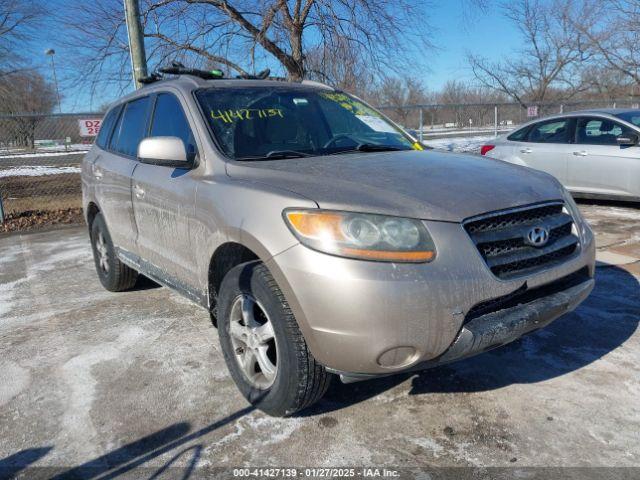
[264,150,311,159]
[235,150,312,161]
[356,143,406,152]
[329,143,408,155]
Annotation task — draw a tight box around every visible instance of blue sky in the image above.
[29,1,521,112]
[422,2,518,88]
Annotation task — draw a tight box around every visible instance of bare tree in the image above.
[60,0,431,94]
[304,38,375,95]
[467,0,590,107]
[436,80,503,127]
[0,0,42,75]
[572,0,640,89]
[0,71,57,149]
[371,76,430,126]
[579,65,636,101]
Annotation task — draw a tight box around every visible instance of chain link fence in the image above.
[1,100,638,231]
[0,113,102,232]
[379,99,640,152]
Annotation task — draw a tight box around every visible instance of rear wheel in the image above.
[217,261,331,417]
[90,213,138,292]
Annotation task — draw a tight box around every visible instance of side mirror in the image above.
[616,133,639,146]
[138,137,190,167]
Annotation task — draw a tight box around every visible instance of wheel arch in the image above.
[208,241,260,316]
[86,201,101,229]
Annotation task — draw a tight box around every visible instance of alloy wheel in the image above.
[95,232,109,273]
[228,294,278,389]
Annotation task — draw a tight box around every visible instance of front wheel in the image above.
[217,261,331,417]
[90,213,138,292]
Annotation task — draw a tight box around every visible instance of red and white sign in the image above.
[78,119,102,137]
[527,106,539,117]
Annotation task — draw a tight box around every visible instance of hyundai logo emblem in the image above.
[526,226,549,247]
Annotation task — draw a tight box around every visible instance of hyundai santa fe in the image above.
[82,71,596,416]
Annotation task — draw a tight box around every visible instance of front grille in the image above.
[464,202,580,279]
[465,267,590,323]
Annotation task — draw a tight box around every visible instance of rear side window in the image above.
[96,106,120,149]
[110,96,151,156]
[576,117,635,145]
[507,126,530,141]
[528,119,572,144]
[149,93,197,158]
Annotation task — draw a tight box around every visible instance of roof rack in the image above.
[139,61,272,85]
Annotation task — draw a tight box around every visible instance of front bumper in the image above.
[266,219,596,375]
[336,272,594,382]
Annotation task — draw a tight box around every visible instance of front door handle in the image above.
[573,150,588,156]
[520,148,532,154]
[133,184,145,199]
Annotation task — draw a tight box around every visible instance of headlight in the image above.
[283,209,436,263]
[561,186,589,241]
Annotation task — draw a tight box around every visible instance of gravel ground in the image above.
[0,202,639,479]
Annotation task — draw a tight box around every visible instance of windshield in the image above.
[195,87,418,160]
[614,111,640,128]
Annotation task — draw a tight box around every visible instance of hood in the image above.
[226,150,565,223]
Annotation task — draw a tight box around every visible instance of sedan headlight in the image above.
[283,209,436,263]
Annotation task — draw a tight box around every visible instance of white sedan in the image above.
[482,109,640,202]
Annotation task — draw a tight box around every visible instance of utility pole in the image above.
[123,0,148,89]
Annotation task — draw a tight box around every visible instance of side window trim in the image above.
[146,92,159,138]
[566,117,577,144]
[108,104,126,152]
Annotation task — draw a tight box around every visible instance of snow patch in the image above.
[424,135,496,153]
[57,326,146,457]
[0,279,21,319]
[0,166,81,178]
[0,361,30,406]
[0,150,87,159]
[244,413,303,444]
[408,436,445,457]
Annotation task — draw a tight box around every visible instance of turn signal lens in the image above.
[284,209,436,263]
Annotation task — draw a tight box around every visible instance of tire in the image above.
[217,261,331,417]
[90,213,138,292]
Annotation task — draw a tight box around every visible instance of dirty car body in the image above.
[82,75,595,415]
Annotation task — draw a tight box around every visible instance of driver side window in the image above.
[149,93,197,160]
[576,117,634,146]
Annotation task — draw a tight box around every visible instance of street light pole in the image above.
[45,48,62,113]
[123,0,148,89]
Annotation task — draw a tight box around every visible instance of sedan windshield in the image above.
[196,87,418,160]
